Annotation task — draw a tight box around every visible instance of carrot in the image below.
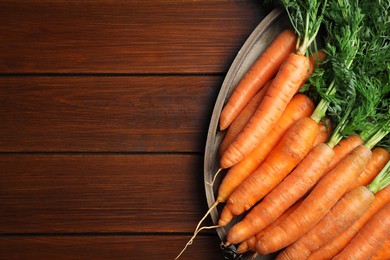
[216,94,314,202]
[236,199,303,254]
[219,80,272,155]
[219,28,297,131]
[308,184,390,260]
[256,144,373,255]
[220,53,311,168]
[326,134,364,173]
[277,185,375,260]
[226,142,334,244]
[219,116,318,226]
[311,119,332,148]
[349,147,390,190]
[333,203,390,260]
[370,237,390,260]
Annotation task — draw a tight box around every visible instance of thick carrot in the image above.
[333,203,390,260]
[370,237,390,260]
[219,29,297,131]
[220,52,311,169]
[218,116,318,226]
[349,147,390,190]
[277,186,375,260]
[217,94,314,203]
[226,142,334,244]
[308,185,390,260]
[219,80,272,155]
[236,200,303,254]
[256,145,372,255]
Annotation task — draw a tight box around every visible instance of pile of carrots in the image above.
[176,0,389,259]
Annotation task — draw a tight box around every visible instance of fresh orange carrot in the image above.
[308,185,390,260]
[326,134,364,172]
[226,142,334,244]
[236,200,303,254]
[219,29,297,131]
[220,52,311,169]
[277,186,375,260]
[218,116,318,226]
[333,203,390,260]
[370,237,390,260]
[219,80,272,155]
[349,147,390,190]
[216,94,314,202]
[256,144,372,255]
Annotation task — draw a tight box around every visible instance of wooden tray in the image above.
[203,7,291,260]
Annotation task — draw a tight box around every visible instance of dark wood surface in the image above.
[0,1,268,259]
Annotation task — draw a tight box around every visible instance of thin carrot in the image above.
[236,199,303,254]
[216,93,314,202]
[277,185,375,260]
[333,203,390,260]
[370,237,390,260]
[311,119,332,148]
[349,147,390,190]
[219,28,297,131]
[308,184,390,260]
[219,80,272,155]
[226,142,334,244]
[219,116,318,226]
[256,144,373,255]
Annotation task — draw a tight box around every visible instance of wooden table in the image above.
[0,1,270,259]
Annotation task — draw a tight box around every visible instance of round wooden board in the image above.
[203,7,291,260]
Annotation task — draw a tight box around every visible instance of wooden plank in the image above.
[0,0,264,73]
[0,154,220,233]
[0,76,220,152]
[0,235,224,260]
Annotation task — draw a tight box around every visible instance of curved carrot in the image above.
[236,200,303,254]
[307,184,390,259]
[226,142,334,244]
[219,29,297,131]
[219,80,272,155]
[219,116,318,226]
[333,203,390,260]
[217,94,314,203]
[349,147,390,190]
[370,237,390,260]
[277,186,375,260]
[220,52,311,169]
[256,145,372,255]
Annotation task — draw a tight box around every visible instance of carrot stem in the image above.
[367,160,390,194]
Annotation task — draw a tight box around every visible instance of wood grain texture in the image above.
[0,154,217,233]
[0,76,220,152]
[0,235,223,260]
[0,0,264,73]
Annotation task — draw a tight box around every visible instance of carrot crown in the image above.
[367,160,390,194]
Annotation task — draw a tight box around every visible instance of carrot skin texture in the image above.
[227,143,334,244]
[216,94,314,202]
[219,29,297,131]
[256,145,372,255]
[333,203,390,260]
[349,147,390,190]
[220,53,311,169]
[219,80,272,155]
[220,116,318,225]
[370,237,390,260]
[277,186,375,260]
[237,200,303,253]
[307,185,390,260]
